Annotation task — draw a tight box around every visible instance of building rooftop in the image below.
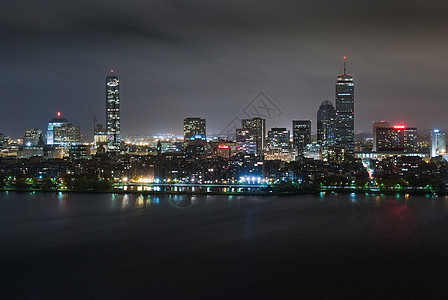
[49,117,69,123]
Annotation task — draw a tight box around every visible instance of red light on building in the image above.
[57,111,61,117]
[218,145,229,149]
[393,125,405,129]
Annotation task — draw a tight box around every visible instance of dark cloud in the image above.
[1,0,448,137]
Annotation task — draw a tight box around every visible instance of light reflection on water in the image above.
[120,194,129,210]
[1,192,448,298]
[244,208,253,240]
[167,194,194,208]
[350,192,356,203]
[57,192,68,212]
[118,194,165,210]
[136,195,145,207]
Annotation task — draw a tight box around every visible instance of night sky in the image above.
[1,0,448,138]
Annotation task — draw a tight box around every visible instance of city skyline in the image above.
[2,1,448,137]
[1,63,445,140]
[3,2,448,298]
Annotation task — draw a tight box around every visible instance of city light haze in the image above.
[1,0,447,136]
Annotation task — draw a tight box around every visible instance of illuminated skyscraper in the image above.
[184,117,206,159]
[236,129,257,154]
[241,117,266,155]
[292,120,311,155]
[376,125,417,152]
[46,111,81,146]
[183,118,206,141]
[372,121,390,152]
[106,70,121,151]
[265,128,292,162]
[335,57,355,155]
[23,129,44,147]
[317,100,336,147]
[431,129,446,157]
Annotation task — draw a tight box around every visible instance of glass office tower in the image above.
[106,71,121,151]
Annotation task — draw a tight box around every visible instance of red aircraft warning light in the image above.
[57,111,61,117]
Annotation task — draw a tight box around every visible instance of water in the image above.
[1,192,448,299]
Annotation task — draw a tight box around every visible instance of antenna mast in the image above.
[343,56,347,75]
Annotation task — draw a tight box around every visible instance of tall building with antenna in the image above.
[46,111,81,146]
[335,57,355,156]
[106,70,121,151]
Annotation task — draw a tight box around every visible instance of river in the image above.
[1,192,447,298]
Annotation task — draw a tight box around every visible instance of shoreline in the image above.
[0,188,444,197]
